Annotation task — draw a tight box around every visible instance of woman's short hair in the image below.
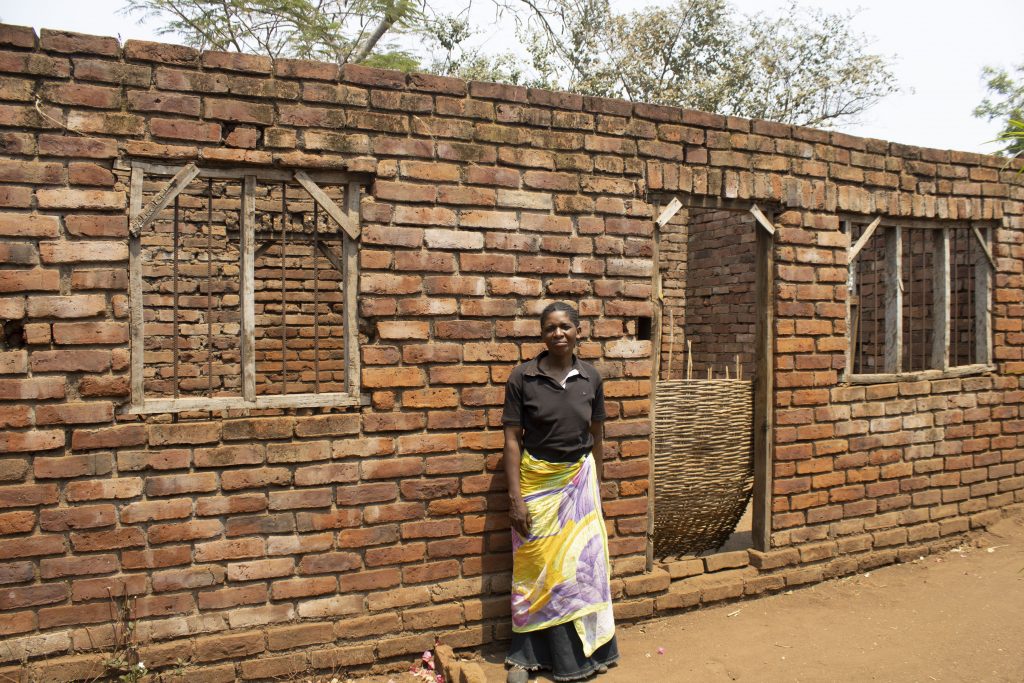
[540,301,580,328]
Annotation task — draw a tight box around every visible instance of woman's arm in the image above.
[589,420,605,481]
[504,425,531,536]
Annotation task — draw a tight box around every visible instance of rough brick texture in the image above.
[658,207,757,379]
[1,23,1023,681]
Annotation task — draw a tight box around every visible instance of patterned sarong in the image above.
[510,451,615,657]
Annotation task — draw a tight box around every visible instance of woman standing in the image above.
[501,302,619,682]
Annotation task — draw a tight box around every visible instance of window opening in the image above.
[951,227,977,367]
[850,221,887,374]
[251,179,349,397]
[847,218,992,380]
[127,163,361,413]
[901,228,935,372]
[140,174,243,400]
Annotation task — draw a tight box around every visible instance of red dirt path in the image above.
[342,508,1024,683]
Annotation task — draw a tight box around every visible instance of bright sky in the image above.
[2,0,1020,154]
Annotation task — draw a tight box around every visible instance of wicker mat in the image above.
[653,379,754,558]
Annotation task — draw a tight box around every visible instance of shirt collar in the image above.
[523,350,591,380]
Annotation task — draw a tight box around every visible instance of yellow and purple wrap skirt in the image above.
[510,450,615,658]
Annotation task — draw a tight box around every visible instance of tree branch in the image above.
[350,9,398,63]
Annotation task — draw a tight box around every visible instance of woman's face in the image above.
[541,310,579,354]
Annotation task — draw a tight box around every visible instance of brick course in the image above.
[0,22,1023,680]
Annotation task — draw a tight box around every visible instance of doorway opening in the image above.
[647,197,775,562]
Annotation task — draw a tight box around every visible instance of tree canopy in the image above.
[124,0,898,128]
[475,0,898,128]
[122,0,427,69]
[975,62,1024,158]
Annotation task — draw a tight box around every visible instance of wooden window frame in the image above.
[126,161,362,414]
[844,216,995,384]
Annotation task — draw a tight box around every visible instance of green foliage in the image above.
[499,0,897,127]
[362,49,422,72]
[101,595,149,683]
[723,3,898,127]
[122,0,427,65]
[995,119,1024,169]
[423,13,526,84]
[976,63,1024,158]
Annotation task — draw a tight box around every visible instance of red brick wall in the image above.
[0,23,1023,680]
[770,208,1024,549]
[681,207,756,379]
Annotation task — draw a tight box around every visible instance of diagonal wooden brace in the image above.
[128,163,200,237]
[971,225,996,270]
[848,216,882,263]
[314,239,343,273]
[294,170,360,240]
[749,204,776,235]
[655,197,683,227]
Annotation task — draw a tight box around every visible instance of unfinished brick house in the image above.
[1,23,1023,681]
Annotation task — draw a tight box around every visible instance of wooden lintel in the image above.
[749,204,776,235]
[971,225,997,269]
[128,163,200,237]
[130,160,352,184]
[294,170,360,240]
[838,213,999,232]
[848,216,882,263]
[655,197,683,228]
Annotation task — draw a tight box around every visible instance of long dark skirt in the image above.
[506,622,619,681]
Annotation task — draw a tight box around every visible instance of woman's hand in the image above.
[503,425,530,537]
[510,495,531,537]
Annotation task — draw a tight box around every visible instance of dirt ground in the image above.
[344,508,1024,683]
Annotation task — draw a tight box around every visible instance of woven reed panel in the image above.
[653,379,754,558]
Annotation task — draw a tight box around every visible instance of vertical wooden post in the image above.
[843,220,854,379]
[975,226,992,365]
[345,181,361,397]
[240,175,256,402]
[645,202,664,571]
[884,226,903,373]
[129,167,144,411]
[932,229,950,370]
[280,181,288,396]
[751,214,775,551]
[687,339,692,380]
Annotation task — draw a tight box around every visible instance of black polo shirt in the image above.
[501,352,606,463]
